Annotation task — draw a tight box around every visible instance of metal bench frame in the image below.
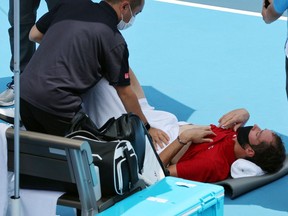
[6,128,99,216]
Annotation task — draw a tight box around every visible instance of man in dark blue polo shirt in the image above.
[20,0,161,137]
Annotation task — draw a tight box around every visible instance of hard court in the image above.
[0,0,288,215]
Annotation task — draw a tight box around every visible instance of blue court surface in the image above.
[1,0,288,215]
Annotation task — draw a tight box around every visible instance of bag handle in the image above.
[98,116,116,133]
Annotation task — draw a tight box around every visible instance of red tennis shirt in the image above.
[176,124,237,182]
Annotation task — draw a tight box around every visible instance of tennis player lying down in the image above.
[81,70,286,183]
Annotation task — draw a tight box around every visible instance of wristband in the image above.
[144,122,151,131]
[177,136,187,145]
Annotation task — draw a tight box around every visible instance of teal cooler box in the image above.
[99,176,224,216]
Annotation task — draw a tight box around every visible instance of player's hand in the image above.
[179,126,216,144]
[218,108,250,131]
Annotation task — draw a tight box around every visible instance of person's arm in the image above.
[218,108,250,131]
[29,2,61,43]
[127,68,171,148]
[29,25,44,43]
[114,85,147,122]
[262,0,283,24]
[129,68,145,99]
[159,126,216,167]
[114,84,170,147]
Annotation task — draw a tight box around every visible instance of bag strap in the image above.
[122,145,139,187]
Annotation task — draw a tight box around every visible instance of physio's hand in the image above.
[148,127,170,150]
[180,126,216,144]
[218,108,250,131]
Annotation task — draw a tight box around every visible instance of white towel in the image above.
[0,123,12,216]
[0,123,65,216]
[231,158,266,178]
[82,78,183,152]
[139,136,166,185]
[82,78,126,128]
[7,179,65,216]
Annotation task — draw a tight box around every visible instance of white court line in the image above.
[156,0,287,21]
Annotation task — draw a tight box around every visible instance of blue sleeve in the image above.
[273,0,288,14]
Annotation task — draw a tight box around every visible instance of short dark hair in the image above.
[130,0,143,9]
[246,133,286,173]
[106,0,143,9]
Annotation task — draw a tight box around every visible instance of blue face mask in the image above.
[117,5,135,30]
